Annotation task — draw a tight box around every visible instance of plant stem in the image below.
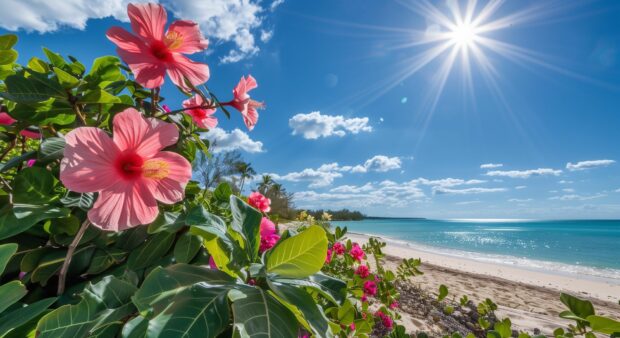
[57,219,90,295]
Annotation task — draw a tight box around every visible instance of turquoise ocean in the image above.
[332,219,620,281]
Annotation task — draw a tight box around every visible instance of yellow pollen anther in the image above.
[164,31,184,50]
[142,160,169,180]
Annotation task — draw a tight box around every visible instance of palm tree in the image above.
[257,175,273,194]
[236,162,256,192]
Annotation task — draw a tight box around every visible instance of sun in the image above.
[449,23,478,48]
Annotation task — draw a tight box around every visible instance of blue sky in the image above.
[2,0,620,218]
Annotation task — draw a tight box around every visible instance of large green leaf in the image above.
[0,281,27,314]
[266,225,327,278]
[86,248,127,275]
[0,203,70,240]
[230,195,262,260]
[173,232,202,264]
[132,264,235,313]
[146,283,232,338]
[560,293,595,321]
[121,315,148,338]
[268,281,332,337]
[147,211,184,234]
[78,88,121,104]
[37,276,136,338]
[0,72,66,103]
[587,315,620,334]
[52,67,79,89]
[10,99,74,125]
[126,231,175,270]
[30,246,95,285]
[0,297,56,336]
[229,287,298,338]
[59,191,95,210]
[0,50,17,65]
[86,56,124,87]
[0,34,17,50]
[0,151,37,173]
[275,273,346,305]
[12,167,57,205]
[0,243,18,276]
[38,137,66,162]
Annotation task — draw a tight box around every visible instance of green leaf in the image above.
[438,284,449,301]
[493,318,512,338]
[0,50,17,65]
[587,315,620,334]
[0,243,18,276]
[10,99,74,125]
[275,273,346,305]
[12,167,57,204]
[230,195,262,260]
[146,283,232,338]
[86,248,126,275]
[132,264,235,313]
[27,57,48,73]
[214,182,232,202]
[37,276,136,338]
[0,34,17,50]
[86,56,124,85]
[126,231,175,270]
[560,293,595,321]
[268,281,332,337]
[0,151,37,173]
[0,281,27,313]
[38,137,66,162]
[52,67,80,88]
[0,203,70,240]
[147,211,184,234]
[173,232,202,264]
[78,89,121,104]
[266,225,328,278]
[229,287,298,338]
[60,191,95,210]
[0,297,56,336]
[42,48,67,69]
[30,246,95,285]
[0,72,66,103]
[121,315,148,338]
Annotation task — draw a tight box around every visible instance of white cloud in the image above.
[508,198,533,203]
[269,0,285,11]
[558,180,573,184]
[433,187,507,195]
[480,163,503,169]
[515,185,527,190]
[562,188,575,193]
[201,127,264,153]
[0,0,278,64]
[289,111,372,139]
[616,188,620,193]
[549,194,606,201]
[350,155,401,173]
[485,168,562,179]
[455,201,481,205]
[566,159,615,171]
[259,29,273,42]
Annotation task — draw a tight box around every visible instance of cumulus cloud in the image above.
[433,187,506,195]
[515,185,527,190]
[566,159,615,171]
[485,168,562,179]
[549,193,606,201]
[201,128,264,153]
[289,111,372,139]
[480,163,503,169]
[350,156,401,173]
[0,0,278,63]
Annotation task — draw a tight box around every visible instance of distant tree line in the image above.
[305,209,365,221]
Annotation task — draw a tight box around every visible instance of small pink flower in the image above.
[209,256,218,269]
[0,113,41,139]
[332,242,345,255]
[228,75,263,131]
[355,265,370,278]
[259,217,280,252]
[161,104,171,113]
[376,311,393,329]
[390,301,399,309]
[247,278,256,286]
[182,95,217,129]
[248,191,271,212]
[325,248,333,264]
[349,243,365,262]
[26,159,36,167]
[363,280,377,296]
[106,3,210,90]
[361,294,368,302]
[18,272,26,280]
[60,108,191,231]
[350,323,356,331]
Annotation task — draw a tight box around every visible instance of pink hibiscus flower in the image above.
[376,311,394,330]
[0,112,41,139]
[363,280,377,296]
[355,265,370,278]
[332,242,345,255]
[259,217,280,252]
[325,248,333,264]
[182,95,217,129]
[248,191,271,212]
[349,243,365,262]
[106,3,209,90]
[227,75,263,130]
[60,108,191,231]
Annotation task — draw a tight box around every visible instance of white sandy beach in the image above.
[345,232,620,334]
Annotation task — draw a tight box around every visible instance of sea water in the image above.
[332,219,620,281]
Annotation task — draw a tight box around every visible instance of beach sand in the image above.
[344,232,620,334]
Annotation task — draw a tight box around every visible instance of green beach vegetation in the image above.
[0,3,619,338]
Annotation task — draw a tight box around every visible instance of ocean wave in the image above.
[349,231,620,281]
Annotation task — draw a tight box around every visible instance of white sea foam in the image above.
[351,231,620,282]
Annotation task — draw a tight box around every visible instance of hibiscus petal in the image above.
[127,3,167,42]
[60,127,120,193]
[112,108,179,157]
[167,20,209,54]
[0,112,16,125]
[106,27,147,53]
[144,151,192,204]
[88,181,158,231]
[244,75,258,92]
[166,54,210,90]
